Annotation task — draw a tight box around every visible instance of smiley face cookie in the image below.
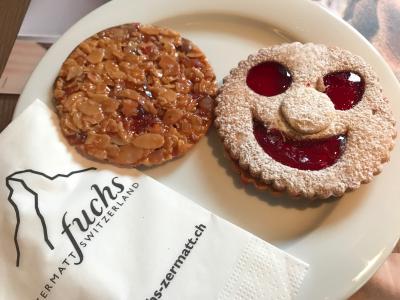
[215,43,396,198]
[54,23,217,167]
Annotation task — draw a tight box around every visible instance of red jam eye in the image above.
[246,61,292,96]
[323,71,365,110]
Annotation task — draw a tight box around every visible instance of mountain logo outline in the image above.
[5,167,96,267]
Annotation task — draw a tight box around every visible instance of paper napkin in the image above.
[0,100,309,300]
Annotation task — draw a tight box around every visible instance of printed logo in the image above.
[5,168,95,267]
[5,168,140,299]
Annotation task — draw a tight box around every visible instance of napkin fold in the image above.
[0,100,308,300]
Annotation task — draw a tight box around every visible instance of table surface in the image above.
[0,0,30,131]
[0,0,399,299]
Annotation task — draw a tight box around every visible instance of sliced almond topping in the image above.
[140,25,160,35]
[112,144,144,164]
[104,60,126,79]
[55,23,216,167]
[118,89,142,100]
[159,88,177,103]
[159,54,179,76]
[121,99,138,117]
[132,133,165,149]
[85,132,111,147]
[87,48,105,64]
[66,66,83,81]
[163,109,183,124]
[77,100,102,116]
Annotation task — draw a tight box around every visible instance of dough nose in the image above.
[280,88,335,134]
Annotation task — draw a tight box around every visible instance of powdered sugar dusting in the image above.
[215,42,397,198]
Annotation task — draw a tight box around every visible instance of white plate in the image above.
[15,0,400,299]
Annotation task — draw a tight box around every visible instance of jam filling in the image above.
[246,61,292,96]
[323,71,365,110]
[253,120,346,170]
[122,107,158,134]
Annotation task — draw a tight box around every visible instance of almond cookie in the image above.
[215,43,396,198]
[54,23,217,166]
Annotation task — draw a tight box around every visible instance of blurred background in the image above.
[0,0,108,94]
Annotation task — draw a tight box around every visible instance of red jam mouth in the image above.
[253,120,347,171]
